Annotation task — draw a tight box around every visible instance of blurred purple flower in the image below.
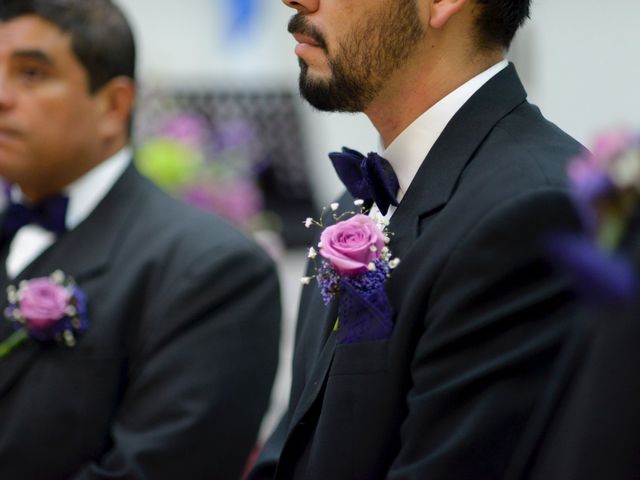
[592,130,637,162]
[160,113,210,148]
[214,119,256,151]
[182,179,264,227]
[568,153,613,203]
[546,232,638,305]
[546,130,640,306]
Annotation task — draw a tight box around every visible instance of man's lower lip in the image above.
[295,43,322,56]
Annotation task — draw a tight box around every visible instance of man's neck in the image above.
[366,52,505,148]
[19,140,127,203]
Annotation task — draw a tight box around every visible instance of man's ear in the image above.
[429,0,468,29]
[95,77,136,140]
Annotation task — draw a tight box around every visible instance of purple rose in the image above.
[19,278,70,332]
[320,214,385,275]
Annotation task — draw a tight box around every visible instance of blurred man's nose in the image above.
[0,73,15,111]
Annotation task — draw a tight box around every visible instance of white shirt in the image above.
[4,147,132,278]
[370,60,509,224]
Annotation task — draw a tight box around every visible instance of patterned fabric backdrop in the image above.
[134,87,316,247]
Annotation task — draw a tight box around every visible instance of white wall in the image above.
[511,0,640,145]
[116,0,640,203]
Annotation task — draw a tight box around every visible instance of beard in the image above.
[288,1,425,112]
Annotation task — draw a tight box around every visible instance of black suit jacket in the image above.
[507,224,640,479]
[251,64,583,479]
[0,164,281,480]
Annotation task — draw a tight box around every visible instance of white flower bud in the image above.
[304,218,313,228]
[330,202,340,211]
[51,270,64,284]
[389,258,401,269]
[308,247,318,259]
[300,276,312,285]
[63,330,76,347]
[370,245,378,253]
[367,262,376,271]
[354,199,365,206]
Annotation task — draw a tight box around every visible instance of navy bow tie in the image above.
[329,147,399,215]
[1,193,69,243]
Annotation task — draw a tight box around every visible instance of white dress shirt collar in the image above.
[64,146,132,230]
[4,147,132,278]
[381,60,509,201]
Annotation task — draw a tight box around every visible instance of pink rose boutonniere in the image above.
[320,214,386,275]
[303,202,400,344]
[0,270,89,359]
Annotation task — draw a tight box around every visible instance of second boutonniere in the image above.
[546,130,640,304]
[302,201,400,344]
[0,271,89,359]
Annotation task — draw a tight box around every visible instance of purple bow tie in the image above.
[329,147,399,215]
[1,193,69,243]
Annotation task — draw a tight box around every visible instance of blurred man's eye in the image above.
[17,64,49,83]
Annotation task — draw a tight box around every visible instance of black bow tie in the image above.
[1,193,69,243]
[329,147,400,215]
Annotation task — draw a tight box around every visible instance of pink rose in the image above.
[19,278,70,332]
[591,130,635,164]
[320,214,385,275]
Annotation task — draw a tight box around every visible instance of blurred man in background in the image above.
[0,1,280,478]
[506,141,640,479]
[251,0,583,478]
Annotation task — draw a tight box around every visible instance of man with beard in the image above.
[250,0,583,479]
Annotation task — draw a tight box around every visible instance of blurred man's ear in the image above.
[96,77,136,142]
[429,0,468,29]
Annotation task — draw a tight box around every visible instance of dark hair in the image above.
[474,0,531,49]
[0,0,136,93]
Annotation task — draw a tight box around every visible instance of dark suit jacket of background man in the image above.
[250,64,584,479]
[0,164,281,480]
[507,227,640,480]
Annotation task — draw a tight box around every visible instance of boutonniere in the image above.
[302,201,400,343]
[0,270,89,359]
[547,130,640,304]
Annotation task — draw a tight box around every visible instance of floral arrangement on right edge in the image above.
[547,130,640,305]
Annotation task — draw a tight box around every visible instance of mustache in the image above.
[287,14,328,52]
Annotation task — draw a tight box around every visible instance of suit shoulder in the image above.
[461,102,584,194]
[126,174,273,268]
[493,102,584,176]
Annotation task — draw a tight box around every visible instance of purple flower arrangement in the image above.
[136,112,274,232]
[0,271,88,359]
[303,203,400,343]
[547,130,640,304]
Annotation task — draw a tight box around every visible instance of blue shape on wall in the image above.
[226,0,258,41]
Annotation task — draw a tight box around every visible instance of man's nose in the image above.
[0,75,16,110]
[281,0,319,15]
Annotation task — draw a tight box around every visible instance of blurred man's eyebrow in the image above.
[12,49,55,66]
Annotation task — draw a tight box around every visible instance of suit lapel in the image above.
[14,164,144,284]
[289,298,338,429]
[389,63,528,258]
[0,164,145,398]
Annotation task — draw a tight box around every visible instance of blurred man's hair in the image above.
[0,0,136,93]
[475,0,531,49]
